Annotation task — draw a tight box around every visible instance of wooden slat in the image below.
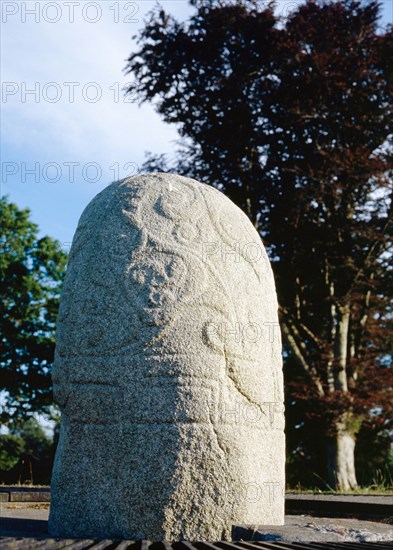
[214,542,244,550]
[88,540,115,550]
[235,541,300,550]
[1,539,393,549]
[61,540,97,549]
[112,542,137,550]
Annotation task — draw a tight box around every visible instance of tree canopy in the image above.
[0,417,56,484]
[0,197,67,423]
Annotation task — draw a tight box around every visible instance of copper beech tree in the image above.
[126,0,392,490]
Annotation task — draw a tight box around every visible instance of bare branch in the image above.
[281,319,325,397]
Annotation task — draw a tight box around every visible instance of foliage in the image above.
[9,417,52,459]
[0,418,55,484]
[126,0,393,488]
[0,434,25,471]
[355,417,393,487]
[0,196,68,423]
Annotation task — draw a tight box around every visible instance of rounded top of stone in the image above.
[72,172,265,260]
[84,172,249,229]
[54,173,280,402]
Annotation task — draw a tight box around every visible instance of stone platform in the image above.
[1,503,392,547]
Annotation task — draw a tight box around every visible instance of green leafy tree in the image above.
[126,0,393,490]
[0,418,55,484]
[9,417,52,460]
[0,197,67,423]
[0,434,25,471]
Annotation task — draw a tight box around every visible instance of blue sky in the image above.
[2,0,392,250]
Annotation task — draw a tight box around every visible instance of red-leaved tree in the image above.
[126,0,393,489]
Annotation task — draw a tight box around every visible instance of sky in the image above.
[1,0,392,251]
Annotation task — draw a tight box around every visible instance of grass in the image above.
[287,486,393,495]
[287,466,393,495]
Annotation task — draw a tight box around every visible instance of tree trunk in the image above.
[327,418,358,491]
[334,305,350,391]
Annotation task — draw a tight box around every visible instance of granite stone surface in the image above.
[48,173,285,540]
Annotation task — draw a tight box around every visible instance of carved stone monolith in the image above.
[48,173,285,540]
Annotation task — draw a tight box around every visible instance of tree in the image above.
[0,197,67,424]
[126,0,393,489]
[0,418,56,484]
[0,434,25,471]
